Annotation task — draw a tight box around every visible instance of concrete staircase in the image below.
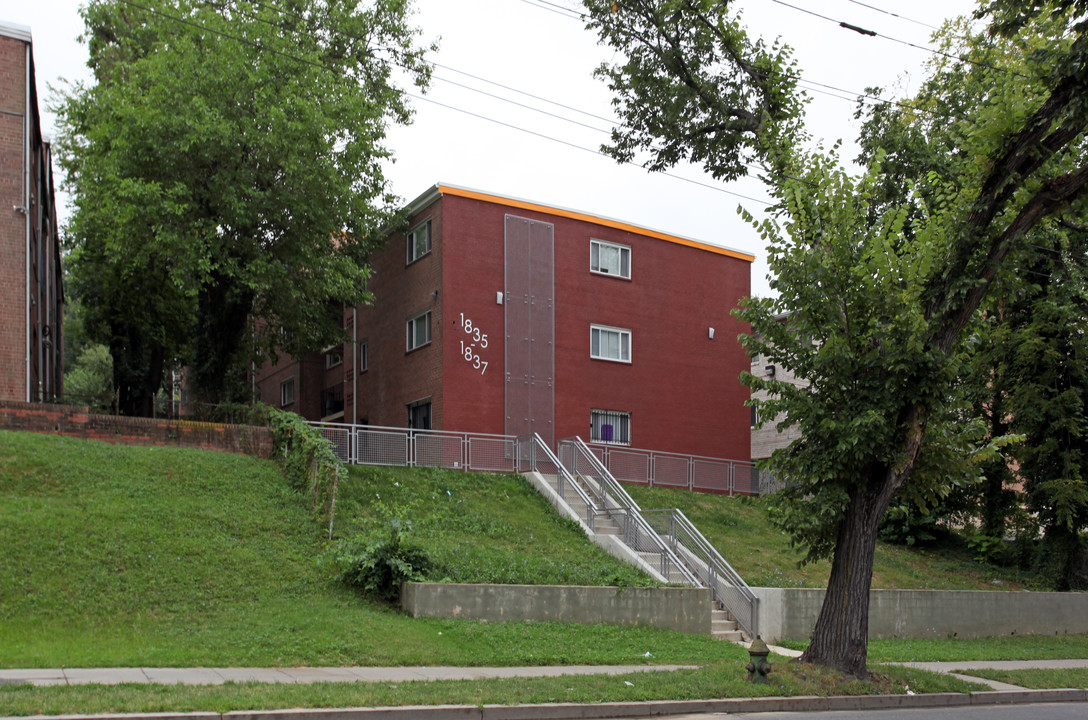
[518,434,757,642]
[525,469,749,642]
[711,604,745,642]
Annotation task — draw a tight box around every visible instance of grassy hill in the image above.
[623,484,1038,591]
[0,429,1040,670]
[0,430,724,669]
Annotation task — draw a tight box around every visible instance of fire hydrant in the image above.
[746,636,772,684]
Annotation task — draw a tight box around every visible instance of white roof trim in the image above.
[0,21,33,43]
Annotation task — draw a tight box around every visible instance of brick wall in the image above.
[0,34,28,401]
[352,195,445,427]
[0,401,273,458]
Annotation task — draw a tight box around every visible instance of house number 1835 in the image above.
[459,313,488,374]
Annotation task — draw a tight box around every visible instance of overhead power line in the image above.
[768,0,1028,78]
[845,0,941,31]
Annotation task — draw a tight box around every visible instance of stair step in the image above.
[713,630,745,642]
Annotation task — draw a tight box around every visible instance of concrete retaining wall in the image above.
[402,583,712,635]
[755,587,1088,642]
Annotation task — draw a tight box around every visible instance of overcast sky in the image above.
[8,0,980,296]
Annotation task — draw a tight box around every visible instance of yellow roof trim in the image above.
[437,184,755,263]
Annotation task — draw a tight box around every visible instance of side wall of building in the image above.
[350,195,445,428]
[0,28,62,403]
[438,191,752,461]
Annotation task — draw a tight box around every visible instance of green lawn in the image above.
[0,659,981,717]
[0,430,695,669]
[0,429,1073,715]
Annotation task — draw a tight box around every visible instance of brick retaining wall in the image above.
[0,401,273,458]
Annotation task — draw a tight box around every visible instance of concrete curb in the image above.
[5,689,1088,720]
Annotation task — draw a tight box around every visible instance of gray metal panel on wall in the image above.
[504,215,555,446]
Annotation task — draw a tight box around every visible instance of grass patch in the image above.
[0,431,687,669]
[621,484,1041,590]
[961,668,1088,689]
[0,659,983,717]
[333,464,653,587]
[775,634,1088,662]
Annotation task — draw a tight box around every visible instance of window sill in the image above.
[591,269,632,281]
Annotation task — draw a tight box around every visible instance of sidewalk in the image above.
[895,658,1088,691]
[0,664,699,687]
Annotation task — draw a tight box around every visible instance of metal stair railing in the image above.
[516,433,600,532]
[641,508,759,638]
[559,437,698,586]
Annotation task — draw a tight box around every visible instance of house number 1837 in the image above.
[459,313,488,374]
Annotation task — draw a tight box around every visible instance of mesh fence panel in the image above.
[318,426,353,462]
[415,434,464,468]
[692,459,730,494]
[468,437,517,472]
[652,454,690,488]
[607,449,650,484]
[732,461,757,495]
[356,429,409,466]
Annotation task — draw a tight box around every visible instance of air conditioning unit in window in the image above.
[765,365,776,377]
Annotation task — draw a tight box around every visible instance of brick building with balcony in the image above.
[256,184,753,464]
[0,21,63,403]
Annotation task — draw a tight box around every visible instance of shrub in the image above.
[331,517,433,602]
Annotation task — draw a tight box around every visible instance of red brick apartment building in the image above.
[256,184,753,461]
[0,21,63,403]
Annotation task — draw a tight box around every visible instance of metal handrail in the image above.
[583,440,758,495]
[641,508,759,638]
[517,433,600,531]
[559,436,698,586]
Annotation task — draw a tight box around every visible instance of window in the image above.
[358,341,368,373]
[406,219,432,264]
[321,384,344,417]
[590,239,631,279]
[280,377,295,407]
[407,311,432,351]
[591,409,630,445]
[590,324,631,363]
[408,400,431,429]
[325,350,342,369]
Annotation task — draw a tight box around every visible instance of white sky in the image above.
[7,0,980,297]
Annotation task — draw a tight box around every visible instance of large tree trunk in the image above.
[110,321,165,417]
[189,273,254,409]
[801,476,885,678]
[803,405,927,678]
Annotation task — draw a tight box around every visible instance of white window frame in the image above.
[591,409,631,445]
[590,239,631,279]
[590,324,632,363]
[280,377,295,407]
[325,350,342,369]
[358,340,368,373]
[406,219,432,264]
[407,311,432,352]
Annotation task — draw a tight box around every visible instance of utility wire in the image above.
[517,0,585,21]
[845,0,941,31]
[768,0,1028,78]
[407,90,772,205]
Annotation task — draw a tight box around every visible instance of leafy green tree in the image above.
[64,343,115,412]
[1006,229,1088,589]
[55,0,432,415]
[583,0,1088,677]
